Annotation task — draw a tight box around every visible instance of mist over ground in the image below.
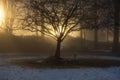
[0,32,114,57]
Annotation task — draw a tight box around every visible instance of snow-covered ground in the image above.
[0,55,120,80]
[0,66,120,80]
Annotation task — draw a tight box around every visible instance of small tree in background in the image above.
[112,0,120,52]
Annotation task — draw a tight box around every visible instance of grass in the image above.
[10,57,120,69]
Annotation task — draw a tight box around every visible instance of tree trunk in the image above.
[112,0,120,52]
[41,30,44,37]
[80,29,83,40]
[55,39,61,58]
[80,29,83,48]
[94,28,98,49]
[35,27,38,37]
[106,29,109,43]
[83,29,86,41]
[93,0,99,49]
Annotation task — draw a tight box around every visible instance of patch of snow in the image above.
[0,55,120,80]
[77,55,120,61]
[0,66,120,80]
[63,55,120,61]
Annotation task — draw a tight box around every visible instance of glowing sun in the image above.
[0,7,5,25]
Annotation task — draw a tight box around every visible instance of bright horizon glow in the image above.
[0,6,5,26]
[49,25,79,38]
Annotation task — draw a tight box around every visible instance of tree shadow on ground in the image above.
[10,57,120,69]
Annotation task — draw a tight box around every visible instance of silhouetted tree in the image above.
[79,0,113,49]
[22,0,81,58]
[112,0,120,52]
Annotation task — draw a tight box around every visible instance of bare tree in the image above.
[22,0,81,58]
[79,0,114,49]
[112,0,120,52]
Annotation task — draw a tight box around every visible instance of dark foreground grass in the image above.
[10,57,120,69]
